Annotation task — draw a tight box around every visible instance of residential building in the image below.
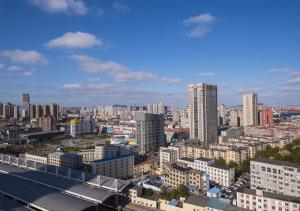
[48,152,82,169]
[259,107,273,125]
[237,188,300,211]
[51,103,60,122]
[250,158,300,197]
[21,93,30,118]
[38,116,54,132]
[207,163,235,187]
[159,146,179,168]
[92,154,134,179]
[147,103,166,115]
[188,83,218,147]
[135,112,165,155]
[243,93,258,126]
[164,163,205,191]
[77,149,95,164]
[230,108,243,127]
[23,153,48,164]
[218,104,226,126]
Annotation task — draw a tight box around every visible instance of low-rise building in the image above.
[23,153,48,164]
[207,163,235,187]
[250,158,300,197]
[47,152,82,169]
[237,188,300,211]
[92,154,134,179]
[77,149,95,164]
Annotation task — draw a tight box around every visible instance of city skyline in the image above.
[1,0,300,106]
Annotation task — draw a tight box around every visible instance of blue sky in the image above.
[0,0,300,107]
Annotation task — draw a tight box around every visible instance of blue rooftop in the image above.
[206,198,229,210]
[207,187,221,194]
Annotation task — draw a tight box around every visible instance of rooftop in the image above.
[184,194,209,207]
[238,188,300,204]
[93,154,134,164]
[209,163,232,170]
[179,157,194,162]
[253,158,300,169]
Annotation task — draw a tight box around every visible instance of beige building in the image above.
[92,154,134,179]
[23,153,48,164]
[48,152,82,169]
[188,83,218,147]
[230,108,243,127]
[243,93,258,126]
[159,146,179,168]
[134,159,153,176]
[164,163,204,191]
[77,149,95,164]
[129,186,158,209]
[237,188,300,211]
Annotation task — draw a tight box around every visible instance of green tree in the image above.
[214,157,226,165]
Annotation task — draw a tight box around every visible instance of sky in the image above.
[0,0,300,107]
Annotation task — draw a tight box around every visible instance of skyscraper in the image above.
[218,104,226,125]
[21,93,30,118]
[188,83,218,147]
[243,92,258,126]
[147,103,165,115]
[135,112,165,155]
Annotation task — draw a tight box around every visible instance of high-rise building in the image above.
[21,93,30,118]
[0,103,3,117]
[218,104,226,126]
[30,104,37,120]
[51,103,59,122]
[188,83,218,147]
[147,103,165,115]
[230,108,243,127]
[135,112,165,155]
[38,116,54,132]
[243,93,258,126]
[13,105,19,120]
[259,107,273,125]
[36,105,43,118]
[22,93,30,103]
[43,105,50,116]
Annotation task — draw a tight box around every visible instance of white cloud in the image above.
[286,77,300,85]
[1,49,48,65]
[62,83,82,89]
[29,0,88,15]
[0,63,4,69]
[70,54,182,84]
[196,72,215,76]
[45,32,102,49]
[183,13,216,38]
[5,65,35,76]
[112,2,130,12]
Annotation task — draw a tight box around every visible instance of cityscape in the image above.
[1,1,300,211]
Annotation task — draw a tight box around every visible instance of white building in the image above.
[159,146,179,168]
[188,83,218,147]
[250,158,300,197]
[23,153,48,164]
[237,188,300,211]
[243,93,258,126]
[70,119,92,137]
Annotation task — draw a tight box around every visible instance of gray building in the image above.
[135,112,165,155]
[188,83,218,147]
[250,158,300,197]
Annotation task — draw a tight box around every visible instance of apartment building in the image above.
[23,153,48,164]
[76,149,95,164]
[164,163,205,191]
[92,154,134,179]
[47,152,82,169]
[237,188,300,211]
[208,163,235,187]
[250,158,300,197]
[159,146,179,168]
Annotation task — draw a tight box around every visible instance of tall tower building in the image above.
[21,93,30,118]
[188,83,218,147]
[218,104,226,125]
[243,93,258,126]
[51,103,59,122]
[135,112,165,155]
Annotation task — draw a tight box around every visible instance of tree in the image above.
[214,157,226,165]
[142,188,154,197]
[177,184,189,198]
[227,161,238,168]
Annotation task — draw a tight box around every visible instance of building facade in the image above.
[48,152,82,169]
[243,93,258,126]
[250,158,300,197]
[188,83,218,147]
[135,112,165,155]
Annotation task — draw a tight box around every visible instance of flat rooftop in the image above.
[238,188,300,204]
[252,158,300,169]
[0,194,32,211]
